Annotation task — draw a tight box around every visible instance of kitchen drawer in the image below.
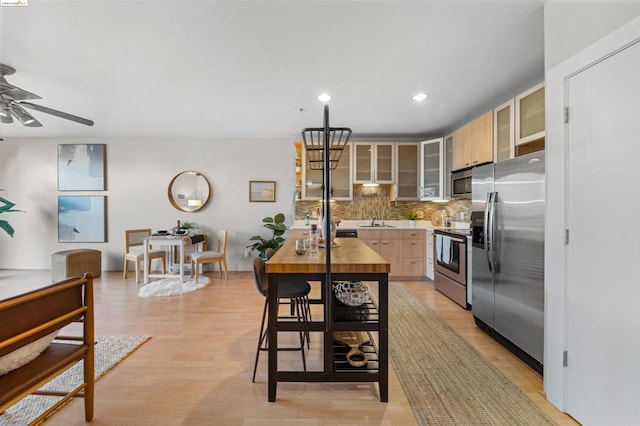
[402,257,425,276]
[402,230,425,240]
[290,229,309,240]
[402,238,425,258]
[381,229,403,240]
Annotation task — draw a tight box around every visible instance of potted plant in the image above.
[0,190,22,237]
[404,210,422,227]
[170,221,198,235]
[247,213,287,258]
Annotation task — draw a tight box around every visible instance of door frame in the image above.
[545,15,640,412]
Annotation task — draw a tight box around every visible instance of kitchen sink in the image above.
[358,224,395,228]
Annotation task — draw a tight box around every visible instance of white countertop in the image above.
[290,219,470,231]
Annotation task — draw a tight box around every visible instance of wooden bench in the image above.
[0,274,95,425]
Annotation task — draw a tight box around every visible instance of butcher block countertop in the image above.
[266,238,390,274]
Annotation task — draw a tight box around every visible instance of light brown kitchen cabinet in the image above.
[515,82,545,156]
[357,229,402,275]
[401,230,426,277]
[359,229,425,277]
[395,143,420,199]
[289,228,309,240]
[353,143,394,184]
[303,143,352,200]
[453,123,471,170]
[515,82,545,145]
[494,99,515,162]
[452,110,494,171]
[443,134,454,199]
[471,110,494,165]
[420,138,444,200]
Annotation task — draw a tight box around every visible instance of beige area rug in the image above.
[0,335,150,426]
[372,283,554,425]
[137,276,210,298]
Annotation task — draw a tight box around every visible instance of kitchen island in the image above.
[265,237,390,402]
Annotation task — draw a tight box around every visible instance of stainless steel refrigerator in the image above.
[471,151,545,373]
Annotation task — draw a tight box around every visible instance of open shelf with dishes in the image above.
[332,294,379,325]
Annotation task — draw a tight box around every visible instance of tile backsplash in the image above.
[295,185,471,223]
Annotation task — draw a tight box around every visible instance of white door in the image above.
[566,40,640,424]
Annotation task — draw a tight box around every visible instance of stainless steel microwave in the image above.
[451,168,473,198]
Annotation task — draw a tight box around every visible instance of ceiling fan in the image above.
[0,63,94,127]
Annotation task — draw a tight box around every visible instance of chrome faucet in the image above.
[370,217,377,226]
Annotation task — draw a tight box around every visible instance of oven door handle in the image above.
[449,237,466,244]
[484,192,494,273]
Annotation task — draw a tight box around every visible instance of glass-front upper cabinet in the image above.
[515,82,545,145]
[353,143,394,184]
[494,99,515,162]
[303,144,352,200]
[420,138,443,200]
[443,134,454,199]
[395,143,419,199]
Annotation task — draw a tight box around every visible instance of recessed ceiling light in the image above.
[318,93,332,103]
[413,92,428,102]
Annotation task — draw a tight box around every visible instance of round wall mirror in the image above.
[168,171,211,212]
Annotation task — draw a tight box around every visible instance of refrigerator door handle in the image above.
[489,191,498,273]
[484,192,493,273]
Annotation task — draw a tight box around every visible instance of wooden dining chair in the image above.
[190,230,228,281]
[123,229,166,284]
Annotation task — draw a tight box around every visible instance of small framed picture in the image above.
[249,181,276,202]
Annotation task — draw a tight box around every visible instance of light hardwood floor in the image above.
[1,270,577,425]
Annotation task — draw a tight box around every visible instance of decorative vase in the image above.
[409,220,417,228]
[320,216,337,243]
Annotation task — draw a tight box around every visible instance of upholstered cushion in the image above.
[0,331,58,376]
[191,251,222,260]
[127,249,165,259]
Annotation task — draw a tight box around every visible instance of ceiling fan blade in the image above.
[0,79,42,101]
[10,104,42,127]
[0,106,14,123]
[18,101,94,126]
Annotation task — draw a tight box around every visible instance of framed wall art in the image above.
[58,196,106,243]
[249,180,276,202]
[58,144,106,191]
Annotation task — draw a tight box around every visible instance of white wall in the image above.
[544,0,640,70]
[0,138,296,271]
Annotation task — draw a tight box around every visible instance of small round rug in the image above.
[137,276,211,298]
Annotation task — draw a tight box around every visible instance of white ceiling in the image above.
[0,0,545,140]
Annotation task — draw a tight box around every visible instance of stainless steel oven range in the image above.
[433,229,468,309]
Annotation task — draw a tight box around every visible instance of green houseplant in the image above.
[0,190,22,237]
[172,221,198,234]
[404,210,422,228]
[247,213,287,258]
[404,210,422,221]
